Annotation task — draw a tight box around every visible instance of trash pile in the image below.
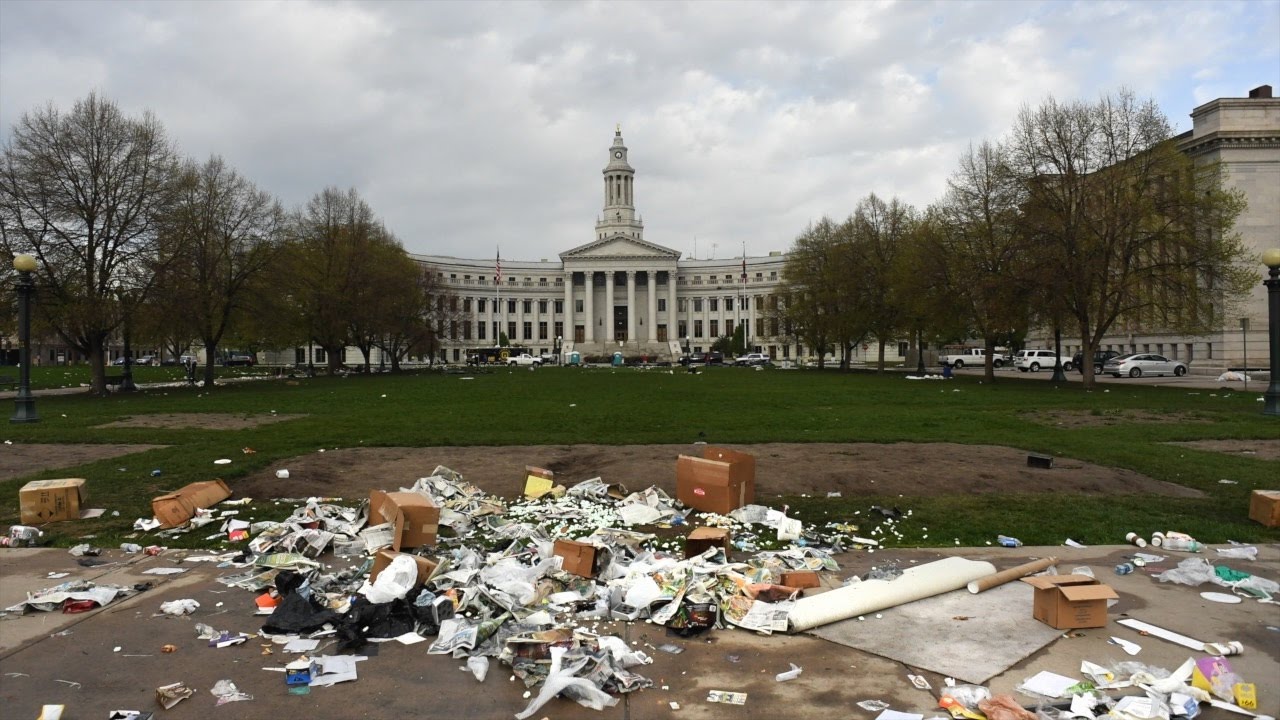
[84,459,886,715]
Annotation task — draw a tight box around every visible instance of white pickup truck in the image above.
[507,353,543,367]
[938,348,1007,369]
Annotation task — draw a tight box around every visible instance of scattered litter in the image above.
[213,459,232,465]
[908,674,932,690]
[859,700,893,712]
[996,535,1022,548]
[876,711,924,720]
[707,690,748,705]
[1063,539,1087,548]
[160,599,200,616]
[1200,592,1243,604]
[142,567,187,576]
[1109,636,1142,655]
[775,663,802,681]
[1017,670,1079,698]
[657,644,685,654]
[1215,546,1257,561]
[210,679,252,705]
[155,681,195,709]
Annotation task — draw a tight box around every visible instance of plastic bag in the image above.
[1155,558,1217,586]
[943,684,992,710]
[514,646,618,719]
[160,599,200,616]
[979,694,1036,720]
[1215,546,1257,560]
[466,655,489,682]
[360,554,417,604]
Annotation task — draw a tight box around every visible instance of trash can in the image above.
[611,352,624,367]
[568,351,581,366]
[942,362,953,379]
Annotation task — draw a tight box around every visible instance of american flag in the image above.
[495,249,502,284]
[741,254,747,282]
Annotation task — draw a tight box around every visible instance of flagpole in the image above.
[495,247,501,348]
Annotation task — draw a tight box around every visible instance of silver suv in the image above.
[1013,349,1072,372]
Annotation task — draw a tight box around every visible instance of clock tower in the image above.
[596,125,643,241]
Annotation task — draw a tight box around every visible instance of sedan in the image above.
[1103,353,1188,378]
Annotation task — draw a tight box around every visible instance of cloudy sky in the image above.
[1,1,1276,262]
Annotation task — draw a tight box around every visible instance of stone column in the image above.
[626,270,636,344]
[584,271,595,344]
[647,271,658,342]
[515,293,525,345]
[563,271,573,344]
[604,270,615,343]
[668,268,678,345]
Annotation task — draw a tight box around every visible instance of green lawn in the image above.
[4,366,1277,549]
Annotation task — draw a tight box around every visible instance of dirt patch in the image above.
[235,442,1203,500]
[1020,409,1213,429]
[0,443,167,481]
[97,413,307,430]
[1165,439,1280,462]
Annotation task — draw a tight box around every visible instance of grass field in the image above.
[4,366,1277,549]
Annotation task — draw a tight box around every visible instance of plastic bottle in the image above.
[1114,563,1134,575]
[120,543,143,554]
[997,535,1022,548]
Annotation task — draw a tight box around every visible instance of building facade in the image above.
[1052,85,1280,371]
[409,127,898,366]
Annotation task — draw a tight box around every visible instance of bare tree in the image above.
[849,193,916,371]
[778,218,845,369]
[1008,90,1253,387]
[164,156,283,386]
[0,92,179,393]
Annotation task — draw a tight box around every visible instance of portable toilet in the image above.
[611,352,624,367]
[568,351,581,366]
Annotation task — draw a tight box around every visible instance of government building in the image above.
[406,126,870,366]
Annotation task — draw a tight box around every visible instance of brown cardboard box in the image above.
[1249,490,1280,527]
[523,466,556,498]
[369,549,438,585]
[19,478,87,524]
[781,570,821,589]
[684,527,731,558]
[554,539,601,578]
[151,480,231,528]
[1021,574,1118,629]
[370,490,440,551]
[676,446,755,514]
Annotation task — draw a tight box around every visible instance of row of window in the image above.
[450,295,782,315]
[437,271,783,287]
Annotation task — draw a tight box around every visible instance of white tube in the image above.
[787,556,995,632]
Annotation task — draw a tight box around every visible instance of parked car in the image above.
[1102,353,1188,378]
[734,352,771,366]
[701,351,725,365]
[224,354,256,367]
[1013,349,1073,373]
[135,354,156,366]
[1072,350,1121,374]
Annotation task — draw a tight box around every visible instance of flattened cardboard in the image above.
[676,446,756,514]
[684,527,731,558]
[1248,490,1280,527]
[554,539,600,578]
[781,570,821,589]
[19,478,87,525]
[523,466,556,499]
[151,480,231,529]
[1022,574,1118,629]
[369,490,440,550]
[369,549,438,586]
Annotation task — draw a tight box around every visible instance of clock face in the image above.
[614,151,623,158]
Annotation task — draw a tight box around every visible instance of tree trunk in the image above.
[877,339,886,372]
[361,345,372,374]
[88,346,107,396]
[984,337,997,384]
[204,341,219,386]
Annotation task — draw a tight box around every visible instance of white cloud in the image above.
[1,0,1275,260]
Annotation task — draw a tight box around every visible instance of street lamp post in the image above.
[555,335,562,364]
[119,294,137,392]
[1262,248,1280,417]
[10,254,39,423]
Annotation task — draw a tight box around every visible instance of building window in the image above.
[523,321,532,340]
[1206,342,1213,359]
[709,298,719,312]
[538,321,548,340]
[315,348,327,363]
[782,345,790,359]
[477,322,486,340]
[678,320,687,338]
[463,297,472,312]
[575,299,584,312]
[693,298,703,312]
[554,300,563,314]
[554,321,563,339]
[710,320,720,337]
[538,300,547,313]
[523,300,532,314]
[478,298,487,313]
[694,320,704,338]
[507,321,516,340]
[742,297,750,310]
[755,319,764,336]
[725,320,734,336]
[453,349,460,363]
[725,298,734,312]
[898,341,909,357]
[658,299,666,312]
[508,299,516,314]
[678,298,688,312]
[295,348,305,364]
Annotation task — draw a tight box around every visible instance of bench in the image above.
[0,375,17,389]
[104,374,125,387]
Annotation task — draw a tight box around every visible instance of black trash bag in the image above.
[409,589,455,636]
[666,601,716,638]
[261,590,339,635]
[334,596,418,651]
[275,570,308,597]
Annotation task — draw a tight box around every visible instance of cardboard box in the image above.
[781,570,821,589]
[554,539,601,578]
[684,527,731,558]
[151,480,231,529]
[523,466,557,499]
[369,549,438,585]
[19,478,87,524]
[1248,490,1280,527]
[369,490,440,550]
[1021,574,1118,629]
[676,446,755,514]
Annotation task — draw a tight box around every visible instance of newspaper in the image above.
[721,597,792,635]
